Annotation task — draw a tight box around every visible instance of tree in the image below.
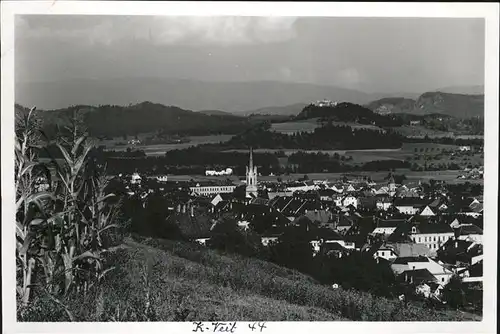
[441,275,466,310]
[207,216,262,257]
[268,226,314,274]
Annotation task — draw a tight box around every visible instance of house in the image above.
[357,196,377,210]
[345,184,356,192]
[195,237,210,245]
[401,268,437,285]
[131,172,142,185]
[211,193,234,207]
[303,209,332,225]
[261,234,280,246]
[427,197,448,212]
[190,182,237,196]
[154,175,168,182]
[319,188,337,202]
[267,191,293,199]
[375,194,393,211]
[340,194,358,208]
[318,228,354,249]
[408,222,454,254]
[372,219,405,235]
[393,198,427,215]
[419,205,436,216]
[415,282,443,299]
[459,146,471,152]
[391,256,454,285]
[334,215,356,233]
[371,242,431,261]
[455,224,483,244]
[285,181,319,194]
[436,238,483,266]
[320,241,350,258]
[373,245,398,261]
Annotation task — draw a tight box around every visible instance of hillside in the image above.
[366,92,484,119]
[414,92,484,118]
[16,77,399,112]
[238,103,309,116]
[197,109,241,117]
[365,98,416,114]
[16,102,252,138]
[19,237,481,321]
[434,85,484,95]
[295,102,402,127]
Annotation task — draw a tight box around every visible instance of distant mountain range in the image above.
[366,92,484,119]
[434,85,484,95]
[197,109,240,117]
[16,77,417,112]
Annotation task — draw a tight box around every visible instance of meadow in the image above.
[223,142,470,165]
[100,134,233,156]
[270,119,383,134]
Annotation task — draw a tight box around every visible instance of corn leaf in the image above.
[26,191,55,205]
[19,232,34,256]
[56,143,73,166]
[71,135,87,156]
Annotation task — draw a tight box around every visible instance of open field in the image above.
[162,170,482,185]
[223,142,475,165]
[102,135,233,156]
[270,118,321,134]
[270,119,383,135]
[393,126,484,139]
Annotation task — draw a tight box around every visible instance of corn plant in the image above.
[16,106,120,312]
[15,107,55,306]
[47,112,119,296]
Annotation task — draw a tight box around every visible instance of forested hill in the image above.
[366,92,484,119]
[15,102,252,138]
[295,102,402,127]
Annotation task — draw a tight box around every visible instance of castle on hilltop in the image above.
[313,99,338,107]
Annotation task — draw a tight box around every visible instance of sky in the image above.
[15,15,485,94]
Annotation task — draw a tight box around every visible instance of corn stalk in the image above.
[16,106,120,310]
[15,107,55,306]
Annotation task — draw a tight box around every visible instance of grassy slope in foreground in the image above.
[20,237,481,321]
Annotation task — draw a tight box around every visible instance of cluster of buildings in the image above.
[205,168,233,176]
[118,148,483,300]
[313,99,339,107]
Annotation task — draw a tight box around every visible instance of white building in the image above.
[459,146,471,152]
[391,256,454,285]
[156,175,168,182]
[340,195,358,208]
[131,172,142,185]
[409,223,454,255]
[206,168,233,176]
[419,206,436,216]
[190,184,236,196]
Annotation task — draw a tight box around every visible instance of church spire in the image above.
[249,147,253,171]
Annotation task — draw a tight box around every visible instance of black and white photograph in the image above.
[1,2,498,333]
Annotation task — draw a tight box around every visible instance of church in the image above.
[245,147,258,198]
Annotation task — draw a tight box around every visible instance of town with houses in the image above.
[112,148,484,303]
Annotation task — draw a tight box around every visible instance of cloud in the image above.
[336,67,363,87]
[16,15,298,46]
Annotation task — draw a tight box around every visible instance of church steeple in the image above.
[249,147,253,171]
[246,147,258,198]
